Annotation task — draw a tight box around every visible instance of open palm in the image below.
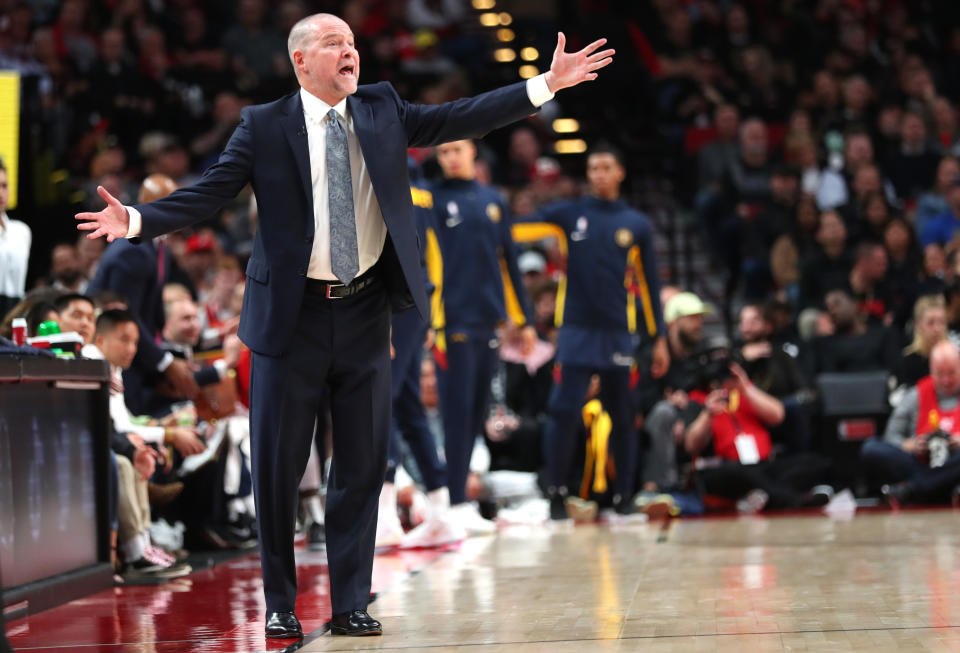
[545,32,615,93]
[75,186,130,242]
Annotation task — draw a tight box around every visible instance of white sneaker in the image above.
[449,502,497,536]
[400,514,466,549]
[375,511,404,551]
[375,482,404,551]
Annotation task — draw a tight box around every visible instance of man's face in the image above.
[932,352,960,397]
[51,245,84,283]
[96,322,139,370]
[864,248,888,281]
[436,140,476,179]
[60,299,95,344]
[825,291,857,329]
[586,153,625,198]
[165,300,202,346]
[674,313,704,348]
[738,306,768,343]
[845,134,873,169]
[0,169,8,214]
[293,16,359,102]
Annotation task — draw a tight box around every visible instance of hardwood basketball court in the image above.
[7,509,960,652]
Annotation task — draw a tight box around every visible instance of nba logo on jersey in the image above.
[572,216,589,241]
[446,201,462,227]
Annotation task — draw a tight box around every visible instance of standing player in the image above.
[428,139,536,533]
[376,164,466,549]
[514,144,669,519]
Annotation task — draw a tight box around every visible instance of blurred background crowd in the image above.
[5,0,960,579]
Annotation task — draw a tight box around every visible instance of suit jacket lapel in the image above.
[280,93,315,233]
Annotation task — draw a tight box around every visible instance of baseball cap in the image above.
[518,250,546,275]
[664,292,712,324]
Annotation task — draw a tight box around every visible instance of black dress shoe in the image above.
[308,521,326,551]
[328,610,382,636]
[265,611,303,639]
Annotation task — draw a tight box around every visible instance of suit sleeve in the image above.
[394,82,538,148]
[498,200,534,326]
[98,251,168,370]
[136,108,255,240]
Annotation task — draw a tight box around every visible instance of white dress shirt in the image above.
[126,75,556,278]
[299,88,387,280]
[0,212,31,298]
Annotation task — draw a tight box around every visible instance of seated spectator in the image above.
[897,295,948,387]
[54,293,95,345]
[83,310,192,579]
[0,159,31,317]
[640,292,710,491]
[816,129,881,211]
[861,341,960,505]
[812,289,900,374]
[83,309,206,460]
[740,165,799,300]
[683,362,832,511]
[738,304,812,452]
[915,156,959,235]
[883,217,922,327]
[48,243,88,293]
[696,103,740,193]
[846,242,892,324]
[883,111,942,203]
[25,301,59,336]
[799,210,852,309]
[920,175,960,247]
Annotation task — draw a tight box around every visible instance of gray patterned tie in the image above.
[326,108,359,284]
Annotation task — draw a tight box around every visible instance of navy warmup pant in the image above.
[544,364,637,499]
[435,328,499,505]
[387,308,446,491]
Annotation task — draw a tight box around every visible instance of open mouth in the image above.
[338,64,355,77]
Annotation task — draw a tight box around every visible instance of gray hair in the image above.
[287,13,338,68]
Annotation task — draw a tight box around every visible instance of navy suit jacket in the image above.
[133,81,539,357]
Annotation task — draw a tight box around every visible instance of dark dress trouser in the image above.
[249,282,391,615]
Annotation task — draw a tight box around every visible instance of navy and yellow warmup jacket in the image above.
[424,178,532,336]
[514,196,665,368]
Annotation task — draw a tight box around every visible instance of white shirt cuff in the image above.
[125,206,142,238]
[157,351,174,373]
[213,359,228,380]
[526,74,555,107]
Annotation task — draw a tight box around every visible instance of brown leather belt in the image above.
[304,268,379,299]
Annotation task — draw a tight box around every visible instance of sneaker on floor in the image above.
[400,515,466,549]
[736,488,769,514]
[564,496,598,523]
[635,493,677,520]
[449,502,497,535]
[375,512,404,552]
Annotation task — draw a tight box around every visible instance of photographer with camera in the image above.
[861,340,960,506]
[683,356,833,512]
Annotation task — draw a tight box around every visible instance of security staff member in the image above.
[428,139,536,533]
[514,144,669,519]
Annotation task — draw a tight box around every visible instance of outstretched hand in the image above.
[544,32,615,93]
[75,185,131,242]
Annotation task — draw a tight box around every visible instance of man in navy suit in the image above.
[77,12,614,639]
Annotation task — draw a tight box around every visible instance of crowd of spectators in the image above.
[6,0,960,579]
